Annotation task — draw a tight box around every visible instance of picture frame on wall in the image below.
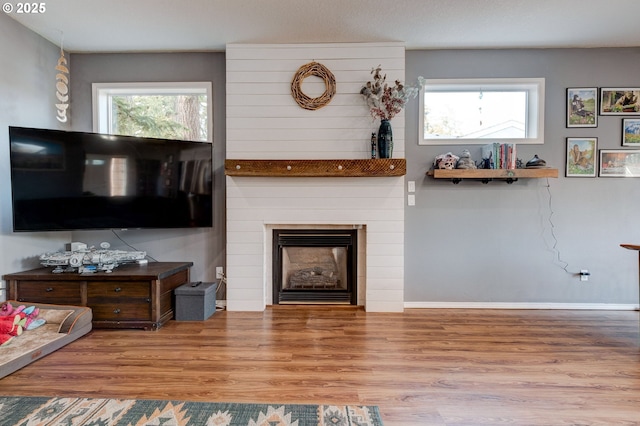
[600,88,640,115]
[566,137,597,177]
[599,149,640,177]
[567,88,597,127]
[622,118,640,146]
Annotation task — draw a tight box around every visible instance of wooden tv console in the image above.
[3,261,193,330]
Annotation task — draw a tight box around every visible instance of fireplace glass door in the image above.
[273,229,357,304]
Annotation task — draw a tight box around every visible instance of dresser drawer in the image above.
[87,281,150,299]
[90,301,151,321]
[14,281,83,305]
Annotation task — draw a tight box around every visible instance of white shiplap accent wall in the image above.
[226,43,405,312]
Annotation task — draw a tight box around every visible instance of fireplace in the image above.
[225,43,406,312]
[273,229,357,304]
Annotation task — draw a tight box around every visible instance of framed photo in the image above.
[600,88,640,115]
[599,149,640,177]
[566,138,597,177]
[622,118,640,146]
[567,88,597,127]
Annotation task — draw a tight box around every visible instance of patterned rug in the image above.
[0,396,383,425]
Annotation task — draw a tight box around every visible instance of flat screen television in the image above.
[8,126,213,232]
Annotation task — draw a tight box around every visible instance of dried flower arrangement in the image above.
[360,66,424,121]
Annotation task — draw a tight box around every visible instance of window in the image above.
[92,82,212,142]
[419,78,544,145]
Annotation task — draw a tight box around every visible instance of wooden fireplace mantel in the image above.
[225,159,406,177]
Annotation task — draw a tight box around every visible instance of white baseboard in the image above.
[404,302,639,311]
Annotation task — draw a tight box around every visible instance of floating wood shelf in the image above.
[427,168,558,184]
[225,159,406,177]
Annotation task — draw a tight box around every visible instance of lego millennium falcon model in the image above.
[39,242,147,273]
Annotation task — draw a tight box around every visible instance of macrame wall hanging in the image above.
[291,61,336,110]
[55,34,70,123]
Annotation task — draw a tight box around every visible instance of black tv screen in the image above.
[8,126,213,232]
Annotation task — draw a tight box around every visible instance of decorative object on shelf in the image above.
[434,152,459,170]
[39,242,147,274]
[360,66,424,158]
[291,61,336,110]
[481,143,517,169]
[54,33,69,124]
[525,155,547,168]
[456,149,477,169]
[370,133,377,159]
[378,119,393,158]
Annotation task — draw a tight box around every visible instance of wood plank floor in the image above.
[2,306,640,425]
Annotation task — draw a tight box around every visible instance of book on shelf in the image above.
[481,143,516,169]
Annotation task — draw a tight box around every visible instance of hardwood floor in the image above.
[2,306,640,425]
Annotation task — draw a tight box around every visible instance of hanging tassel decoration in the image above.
[55,36,69,123]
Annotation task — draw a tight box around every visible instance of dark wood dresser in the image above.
[3,261,193,330]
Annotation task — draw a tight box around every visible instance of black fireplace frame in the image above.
[272,229,357,304]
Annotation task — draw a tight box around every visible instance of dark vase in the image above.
[377,119,393,159]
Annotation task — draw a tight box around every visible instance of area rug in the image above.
[0,396,383,425]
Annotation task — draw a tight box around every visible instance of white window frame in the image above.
[419,78,545,145]
[92,82,213,142]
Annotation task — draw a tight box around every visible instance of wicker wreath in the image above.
[291,62,336,110]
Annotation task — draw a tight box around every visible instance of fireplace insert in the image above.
[272,229,357,304]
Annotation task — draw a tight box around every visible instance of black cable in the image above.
[544,178,571,273]
[110,229,159,262]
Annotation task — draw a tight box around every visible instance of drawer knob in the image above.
[46,287,54,292]
[113,308,121,314]
[114,287,122,292]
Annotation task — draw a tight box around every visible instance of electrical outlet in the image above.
[408,194,416,206]
[580,269,590,282]
[408,181,416,193]
[216,266,224,279]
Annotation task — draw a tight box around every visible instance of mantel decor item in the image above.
[456,149,477,169]
[360,66,423,158]
[291,61,336,110]
[378,119,393,158]
[526,155,547,168]
[55,33,69,124]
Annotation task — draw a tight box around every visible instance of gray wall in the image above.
[404,48,640,305]
[0,12,70,288]
[68,52,226,284]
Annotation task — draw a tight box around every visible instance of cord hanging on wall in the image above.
[544,178,571,274]
[55,32,70,124]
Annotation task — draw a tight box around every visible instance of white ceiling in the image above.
[8,0,640,52]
